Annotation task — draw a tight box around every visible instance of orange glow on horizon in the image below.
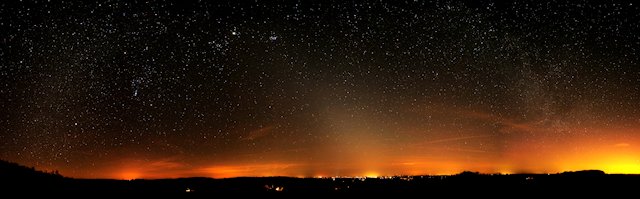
[48,127,640,179]
[119,171,141,180]
[62,153,640,179]
[203,163,300,178]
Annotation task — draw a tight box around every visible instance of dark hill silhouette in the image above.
[561,170,606,176]
[1,159,639,194]
[0,159,65,192]
[0,159,63,179]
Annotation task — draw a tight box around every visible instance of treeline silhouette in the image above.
[0,159,63,179]
[1,159,638,194]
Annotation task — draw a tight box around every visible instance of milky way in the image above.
[1,1,639,179]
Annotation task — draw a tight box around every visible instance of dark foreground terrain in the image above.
[1,160,639,194]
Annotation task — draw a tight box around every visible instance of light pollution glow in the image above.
[29,103,640,179]
[57,126,640,180]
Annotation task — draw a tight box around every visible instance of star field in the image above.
[1,1,639,178]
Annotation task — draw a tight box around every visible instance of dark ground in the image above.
[1,160,639,195]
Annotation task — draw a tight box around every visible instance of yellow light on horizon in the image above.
[556,150,640,174]
[365,172,379,178]
[600,159,640,174]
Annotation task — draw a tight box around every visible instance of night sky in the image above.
[1,1,640,179]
